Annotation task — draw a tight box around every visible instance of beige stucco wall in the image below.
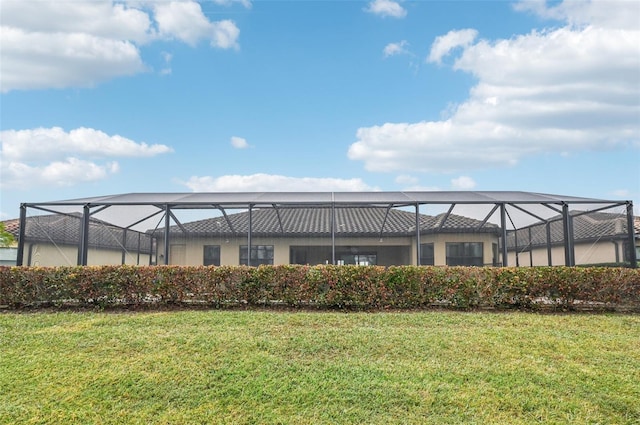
[162,233,501,266]
[507,241,632,266]
[24,243,151,266]
[413,233,500,266]
[165,236,408,266]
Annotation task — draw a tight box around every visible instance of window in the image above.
[203,245,220,266]
[240,245,274,266]
[290,247,308,265]
[446,242,483,266]
[420,243,434,265]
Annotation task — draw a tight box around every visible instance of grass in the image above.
[1,310,639,424]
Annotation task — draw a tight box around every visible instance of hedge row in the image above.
[1,265,639,311]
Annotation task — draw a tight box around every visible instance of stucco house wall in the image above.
[153,207,503,267]
[160,233,500,267]
[427,233,499,266]
[506,212,639,266]
[22,243,152,266]
[508,240,637,267]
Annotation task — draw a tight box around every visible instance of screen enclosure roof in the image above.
[23,191,628,209]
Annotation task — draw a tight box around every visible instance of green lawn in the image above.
[1,310,638,424]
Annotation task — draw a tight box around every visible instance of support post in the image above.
[626,202,637,268]
[78,204,90,266]
[562,203,575,266]
[514,230,519,267]
[16,204,27,266]
[415,203,421,266]
[121,229,128,265]
[546,222,552,266]
[163,205,170,265]
[528,227,533,267]
[331,202,336,265]
[500,204,508,267]
[247,204,253,267]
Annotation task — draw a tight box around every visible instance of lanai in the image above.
[16,191,637,268]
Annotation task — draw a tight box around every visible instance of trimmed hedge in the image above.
[1,265,639,311]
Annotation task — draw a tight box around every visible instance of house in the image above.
[150,207,502,266]
[0,219,19,266]
[506,211,640,266]
[11,191,637,268]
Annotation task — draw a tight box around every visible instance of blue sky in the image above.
[1,0,639,220]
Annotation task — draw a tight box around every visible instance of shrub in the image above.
[0,265,638,311]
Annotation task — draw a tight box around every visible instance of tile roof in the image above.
[2,218,20,237]
[507,211,636,249]
[154,207,501,237]
[2,214,152,253]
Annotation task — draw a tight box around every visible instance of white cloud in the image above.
[0,1,154,43]
[210,20,241,49]
[152,1,200,44]
[513,0,639,30]
[211,0,253,8]
[0,1,241,92]
[153,2,239,49]
[183,174,378,192]
[1,127,172,162]
[2,158,120,189]
[427,29,478,65]
[451,176,476,190]
[0,127,172,189]
[365,0,407,18]
[349,0,640,173]
[384,41,409,57]
[0,27,146,92]
[230,136,250,149]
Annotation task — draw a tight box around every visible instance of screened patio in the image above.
[14,191,637,268]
